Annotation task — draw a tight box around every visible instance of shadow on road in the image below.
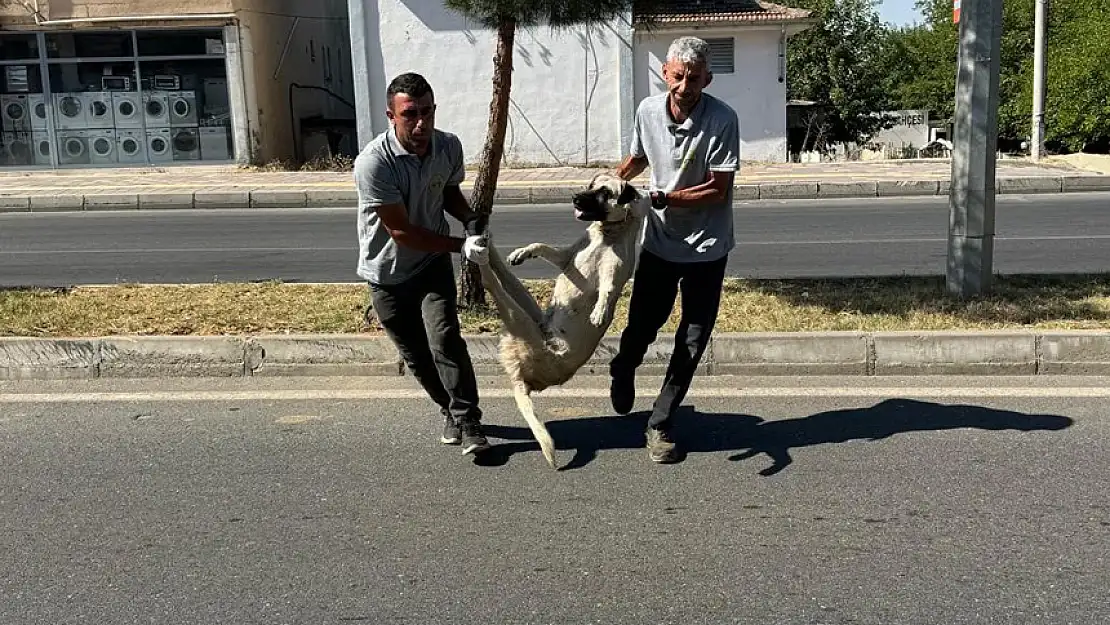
[479,398,1073,474]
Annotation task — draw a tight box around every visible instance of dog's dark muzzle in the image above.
[572,195,606,221]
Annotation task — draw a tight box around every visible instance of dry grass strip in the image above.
[4,275,1110,337]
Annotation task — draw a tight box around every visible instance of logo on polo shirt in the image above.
[430,173,446,194]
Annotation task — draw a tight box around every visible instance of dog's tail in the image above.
[513,383,557,468]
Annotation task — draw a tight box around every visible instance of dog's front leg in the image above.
[507,243,573,270]
[589,261,620,327]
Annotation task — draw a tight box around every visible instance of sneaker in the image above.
[460,422,491,456]
[440,415,461,445]
[610,370,635,415]
[646,427,679,464]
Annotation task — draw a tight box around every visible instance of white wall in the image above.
[237,0,354,163]
[353,0,628,167]
[634,27,789,163]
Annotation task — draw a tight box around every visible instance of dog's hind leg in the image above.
[513,382,557,468]
[479,240,558,468]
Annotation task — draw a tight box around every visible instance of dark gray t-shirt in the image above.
[354,128,465,285]
[630,92,740,263]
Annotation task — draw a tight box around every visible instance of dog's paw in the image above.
[507,247,532,266]
[589,307,608,327]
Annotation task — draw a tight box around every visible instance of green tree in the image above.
[889,0,1110,152]
[442,0,652,307]
[886,0,1032,137]
[1039,0,1110,151]
[880,16,957,124]
[783,0,897,150]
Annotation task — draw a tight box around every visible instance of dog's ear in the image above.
[616,182,640,205]
[587,172,606,190]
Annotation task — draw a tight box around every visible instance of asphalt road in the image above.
[0,374,1107,624]
[1,192,1110,286]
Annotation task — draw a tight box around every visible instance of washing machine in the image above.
[5,131,32,165]
[112,92,142,129]
[146,127,172,162]
[199,126,230,161]
[54,93,88,130]
[88,129,117,164]
[58,130,90,165]
[116,129,146,164]
[28,94,48,130]
[171,126,200,161]
[169,91,198,127]
[143,91,170,128]
[32,131,52,165]
[2,131,31,165]
[85,92,115,129]
[2,94,30,131]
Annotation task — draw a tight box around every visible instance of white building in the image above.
[348,0,814,166]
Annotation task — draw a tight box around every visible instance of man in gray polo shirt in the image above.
[354,72,493,457]
[610,36,740,463]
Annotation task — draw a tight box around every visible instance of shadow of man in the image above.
[724,398,1073,476]
[479,399,1073,474]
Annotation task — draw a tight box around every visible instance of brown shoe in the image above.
[646,427,678,464]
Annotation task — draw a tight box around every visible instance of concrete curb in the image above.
[2,175,1108,212]
[4,330,1110,380]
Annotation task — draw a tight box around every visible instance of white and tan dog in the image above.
[477,173,649,468]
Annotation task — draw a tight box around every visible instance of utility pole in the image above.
[947,0,1004,298]
[1031,0,1047,161]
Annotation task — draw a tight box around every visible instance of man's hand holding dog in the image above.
[462,235,490,265]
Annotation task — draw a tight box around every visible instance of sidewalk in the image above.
[2,330,1109,380]
[1,158,1109,211]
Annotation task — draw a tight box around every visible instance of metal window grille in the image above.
[706,37,735,74]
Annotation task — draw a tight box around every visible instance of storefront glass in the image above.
[1,28,233,169]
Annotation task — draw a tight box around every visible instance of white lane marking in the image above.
[0,247,352,255]
[1,386,1109,403]
[6,235,1110,256]
[736,234,1110,246]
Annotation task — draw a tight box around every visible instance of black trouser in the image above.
[369,254,482,424]
[610,249,727,431]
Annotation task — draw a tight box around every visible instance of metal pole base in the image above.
[946,234,994,298]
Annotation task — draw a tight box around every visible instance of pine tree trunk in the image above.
[458,17,516,310]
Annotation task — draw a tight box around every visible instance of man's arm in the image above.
[355,144,471,254]
[442,136,486,235]
[663,171,734,209]
[618,104,650,181]
[376,202,465,254]
[443,185,485,234]
[662,112,740,211]
[616,154,649,181]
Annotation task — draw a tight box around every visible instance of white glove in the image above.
[462,235,489,265]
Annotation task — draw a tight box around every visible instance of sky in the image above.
[878,0,924,26]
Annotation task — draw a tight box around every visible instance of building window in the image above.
[1,28,234,169]
[0,33,40,61]
[46,32,134,59]
[705,37,735,74]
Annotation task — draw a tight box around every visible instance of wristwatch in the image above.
[651,190,669,209]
